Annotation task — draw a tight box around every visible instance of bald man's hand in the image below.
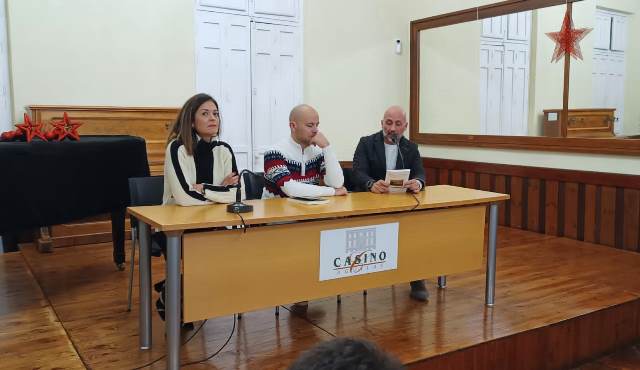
[334,186,348,196]
[311,132,330,148]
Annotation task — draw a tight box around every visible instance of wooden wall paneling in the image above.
[615,188,625,249]
[420,157,639,252]
[545,180,559,236]
[622,189,639,252]
[494,175,507,225]
[426,168,438,186]
[479,173,491,191]
[584,185,597,243]
[422,157,640,190]
[466,172,478,190]
[600,186,617,247]
[563,182,579,240]
[451,169,463,187]
[577,184,585,241]
[558,182,566,237]
[510,176,524,229]
[438,168,450,185]
[527,179,541,233]
[522,179,530,232]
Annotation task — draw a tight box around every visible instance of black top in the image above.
[351,131,425,192]
[0,135,149,232]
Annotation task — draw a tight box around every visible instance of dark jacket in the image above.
[352,131,425,192]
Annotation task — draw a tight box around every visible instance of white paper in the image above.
[384,169,410,193]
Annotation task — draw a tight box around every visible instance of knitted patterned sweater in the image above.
[263,136,344,198]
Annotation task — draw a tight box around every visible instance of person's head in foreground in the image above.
[287,337,405,370]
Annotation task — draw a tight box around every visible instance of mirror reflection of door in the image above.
[479,11,531,136]
[592,8,627,135]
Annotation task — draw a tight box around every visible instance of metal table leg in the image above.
[138,222,152,349]
[485,203,499,306]
[437,276,447,289]
[166,231,183,370]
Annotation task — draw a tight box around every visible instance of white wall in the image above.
[7,0,195,118]
[5,0,639,174]
[0,0,11,132]
[420,21,481,134]
[302,0,410,160]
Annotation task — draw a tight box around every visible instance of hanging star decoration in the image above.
[49,112,83,141]
[546,9,592,63]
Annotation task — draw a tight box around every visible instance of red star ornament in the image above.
[546,9,592,63]
[50,112,83,141]
[15,113,49,142]
[14,113,34,142]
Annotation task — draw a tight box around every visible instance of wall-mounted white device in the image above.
[394,39,402,55]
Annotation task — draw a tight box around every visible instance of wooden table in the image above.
[128,185,509,370]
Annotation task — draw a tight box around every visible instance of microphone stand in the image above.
[391,134,405,169]
[226,169,254,213]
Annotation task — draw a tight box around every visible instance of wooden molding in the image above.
[413,133,640,156]
[409,0,640,157]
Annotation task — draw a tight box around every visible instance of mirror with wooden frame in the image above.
[410,0,640,156]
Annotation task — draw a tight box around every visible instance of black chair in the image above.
[342,167,357,192]
[127,176,164,311]
[242,171,265,200]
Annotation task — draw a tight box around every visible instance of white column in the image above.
[0,0,12,132]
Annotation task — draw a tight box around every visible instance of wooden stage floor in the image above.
[2,226,640,369]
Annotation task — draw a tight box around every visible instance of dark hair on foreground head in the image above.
[167,93,221,156]
[287,337,405,370]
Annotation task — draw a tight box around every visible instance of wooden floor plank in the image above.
[4,227,640,369]
[0,253,85,370]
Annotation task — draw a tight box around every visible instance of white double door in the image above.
[195,11,301,171]
[480,42,530,136]
[592,9,627,135]
[479,11,530,136]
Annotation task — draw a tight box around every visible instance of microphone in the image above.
[389,133,398,144]
[226,169,254,213]
[390,133,405,168]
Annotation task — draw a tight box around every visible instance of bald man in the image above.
[263,104,346,199]
[352,105,428,301]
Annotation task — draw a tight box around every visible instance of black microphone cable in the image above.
[236,212,247,233]
[182,314,237,367]
[129,319,209,370]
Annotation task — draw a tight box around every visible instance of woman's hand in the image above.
[221,172,239,186]
[192,183,204,194]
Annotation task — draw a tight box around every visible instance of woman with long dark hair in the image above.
[163,93,242,205]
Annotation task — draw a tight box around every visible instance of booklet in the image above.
[384,169,410,193]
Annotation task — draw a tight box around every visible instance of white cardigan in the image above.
[163,139,244,206]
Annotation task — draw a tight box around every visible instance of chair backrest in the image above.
[342,167,357,192]
[243,171,265,200]
[128,176,165,207]
[128,176,164,230]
